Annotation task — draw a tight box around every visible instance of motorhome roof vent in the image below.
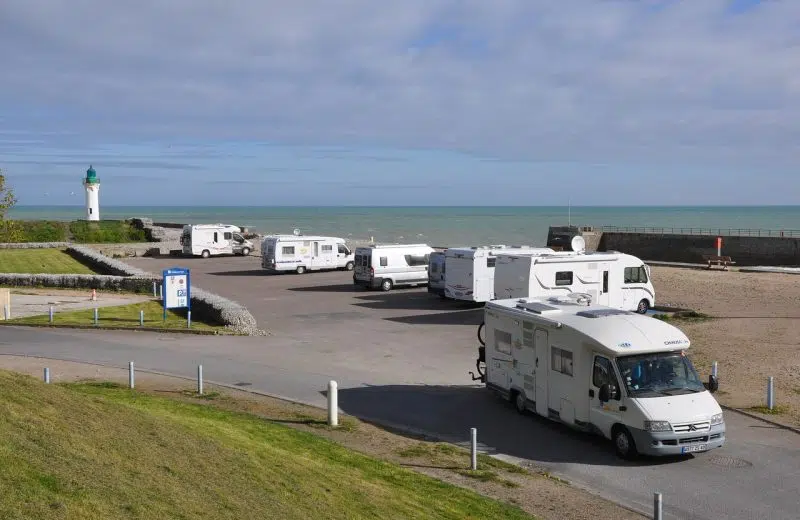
[576,308,632,318]
[516,301,562,314]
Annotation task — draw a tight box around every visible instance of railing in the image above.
[600,226,800,238]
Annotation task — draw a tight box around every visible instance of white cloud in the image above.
[1,0,798,169]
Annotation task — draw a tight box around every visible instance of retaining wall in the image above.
[597,232,800,267]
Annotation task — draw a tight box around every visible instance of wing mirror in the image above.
[599,383,620,402]
[705,374,719,394]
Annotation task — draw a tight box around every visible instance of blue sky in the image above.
[1,0,798,206]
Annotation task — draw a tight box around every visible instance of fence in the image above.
[600,226,800,238]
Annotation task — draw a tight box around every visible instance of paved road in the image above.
[2,326,797,520]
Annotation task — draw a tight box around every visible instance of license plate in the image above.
[681,444,707,454]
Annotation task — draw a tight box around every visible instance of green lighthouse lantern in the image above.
[82,164,101,221]
[85,165,99,185]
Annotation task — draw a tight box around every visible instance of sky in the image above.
[1,0,798,207]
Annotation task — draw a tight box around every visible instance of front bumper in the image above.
[629,422,726,456]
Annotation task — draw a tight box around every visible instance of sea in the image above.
[9,206,800,247]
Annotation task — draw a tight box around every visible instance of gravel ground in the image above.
[649,266,800,426]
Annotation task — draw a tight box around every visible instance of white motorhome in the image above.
[470,295,724,459]
[427,250,448,297]
[181,224,254,258]
[443,246,556,303]
[261,234,354,274]
[353,244,435,291]
[494,250,656,314]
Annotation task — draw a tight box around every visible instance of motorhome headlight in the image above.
[643,420,671,432]
[710,413,724,425]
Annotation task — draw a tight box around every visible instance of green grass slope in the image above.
[0,371,533,520]
[0,249,96,274]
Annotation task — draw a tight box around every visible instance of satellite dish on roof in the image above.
[571,235,586,253]
[293,228,301,236]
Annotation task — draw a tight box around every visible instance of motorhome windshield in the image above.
[616,351,705,398]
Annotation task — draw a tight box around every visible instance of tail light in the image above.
[369,267,374,278]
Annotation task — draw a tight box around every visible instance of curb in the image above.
[721,405,800,435]
[0,322,226,336]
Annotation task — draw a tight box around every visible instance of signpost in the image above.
[162,267,191,322]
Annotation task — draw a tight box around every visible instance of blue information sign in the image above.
[162,267,191,311]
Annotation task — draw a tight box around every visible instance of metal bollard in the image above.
[49,306,54,324]
[93,307,99,325]
[158,284,162,299]
[470,427,477,470]
[153,281,157,297]
[767,376,775,410]
[711,361,718,379]
[187,310,192,329]
[328,380,338,427]
[653,492,663,520]
[3,304,9,320]
[197,364,203,395]
[44,367,50,384]
[129,361,135,389]
[139,310,144,326]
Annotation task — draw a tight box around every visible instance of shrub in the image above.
[17,220,69,242]
[0,273,154,293]
[69,220,147,243]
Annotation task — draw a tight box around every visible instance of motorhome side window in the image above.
[282,246,295,255]
[380,256,388,267]
[224,232,232,240]
[486,257,496,268]
[555,271,573,286]
[551,347,574,376]
[213,232,219,243]
[404,254,429,266]
[322,245,333,252]
[494,330,513,355]
[624,266,648,284]
[593,356,618,389]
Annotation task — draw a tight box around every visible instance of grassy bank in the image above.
[4,220,147,243]
[1,299,225,333]
[0,249,96,274]
[0,371,533,520]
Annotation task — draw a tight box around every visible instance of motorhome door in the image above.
[534,328,549,416]
[516,322,537,404]
[316,241,335,269]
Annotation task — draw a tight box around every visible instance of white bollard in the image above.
[158,284,162,299]
[153,281,157,297]
[711,361,718,378]
[93,307,99,325]
[49,306,54,324]
[328,380,338,427]
[767,376,775,410]
[3,304,9,320]
[129,361,135,389]
[44,367,50,384]
[197,364,203,395]
[139,310,144,326]
[653,492,663,520]
[187,310,192,329]
[470,427,477,470]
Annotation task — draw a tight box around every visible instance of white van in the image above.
[261,235,354,274]
[444,246,556,303]
[181,224,254,258]
[353,244,435,291]
[494,251,656,314]
[470,295,724,459]
[428,251,447,297]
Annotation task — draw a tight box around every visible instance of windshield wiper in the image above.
[660,387,702,395]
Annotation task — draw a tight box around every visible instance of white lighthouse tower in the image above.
[83,165,100,221]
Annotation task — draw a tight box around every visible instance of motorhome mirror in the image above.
[706,374,719,393]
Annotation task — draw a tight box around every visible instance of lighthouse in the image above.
[83,165,100,221]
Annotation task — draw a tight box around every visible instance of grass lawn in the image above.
[0,371,533,520]
[0,249,96,275]
[1,299,225,334]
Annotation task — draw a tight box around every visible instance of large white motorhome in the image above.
[353,244,435,291]
[443,245,557,303]
[470,295,724,459]
[261,234,355,274]
[181,224,254,258]
[427,250,448,297]
[493,249,656,314]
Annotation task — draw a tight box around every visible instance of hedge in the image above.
[0,243,265,335]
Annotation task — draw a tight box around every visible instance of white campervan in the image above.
[181,224,254,258]
[353,244,435,291]
[470,295,725,459]
[261,235,354,274]
[493,251,656,314]
[444,246,556,303]
[428,250,448,297]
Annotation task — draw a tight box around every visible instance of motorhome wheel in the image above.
[296,266,306,274]
[380,279,393,291]
[201,250,210,259]
[612,426,638,460]
[637,299,650,314]
[514,392,527,414]
[345,261,354,271]
[241,247,251,256]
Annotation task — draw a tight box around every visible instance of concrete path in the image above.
[1,326,797,520]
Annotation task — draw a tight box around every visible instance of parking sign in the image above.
[163,267,191,310]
